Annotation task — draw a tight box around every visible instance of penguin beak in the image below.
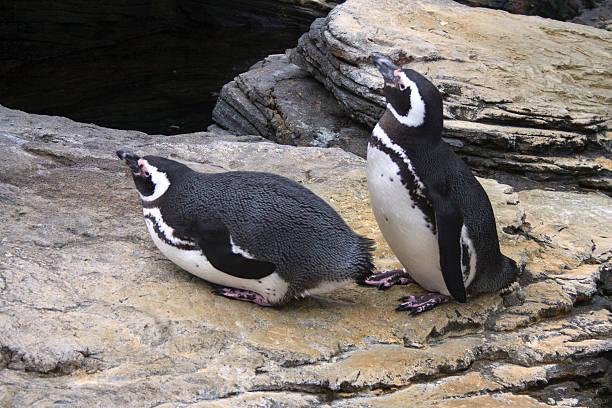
[371,54,400,85]
[116,150,142,174]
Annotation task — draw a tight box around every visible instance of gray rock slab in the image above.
[212,54,371,157]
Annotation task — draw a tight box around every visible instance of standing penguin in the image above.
[364,55,518,314]
[117,150,374,306]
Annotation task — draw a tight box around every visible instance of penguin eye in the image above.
[140,164,150,177]
[398,82,407,91]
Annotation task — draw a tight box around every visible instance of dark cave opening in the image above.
[0,1,323,135]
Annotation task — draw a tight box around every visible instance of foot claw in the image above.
[395,293,450,315]
[212,286,272,307]
[362,269,415,290]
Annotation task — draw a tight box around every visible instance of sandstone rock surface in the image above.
[1,105,611,407]
[214,0,612,190]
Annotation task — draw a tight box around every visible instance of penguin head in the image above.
[371,54,442,130]
[116,150,188,201]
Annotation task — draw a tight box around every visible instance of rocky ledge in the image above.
[1,105,611,407]
[212,0,612,191]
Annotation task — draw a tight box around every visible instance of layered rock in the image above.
[293,0,612,189]
[212,53,371,156]
[214,0,612,190]
[1,105,611,407]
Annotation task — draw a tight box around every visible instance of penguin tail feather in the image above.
[500,255,520,290]
[354,235,376,283]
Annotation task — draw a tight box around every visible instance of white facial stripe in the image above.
[138,160,171,202]
[143,207,194,246]
[388,71,426,127]
[461,225,477,288]
[230,236,254,259]
[372,124,426,197]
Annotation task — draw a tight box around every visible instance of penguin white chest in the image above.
[142,207,288,303]
[367,144,450,296]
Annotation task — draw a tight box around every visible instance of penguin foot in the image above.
[396,293,450,314]
[362,269,415,290]
[212,286,272,307]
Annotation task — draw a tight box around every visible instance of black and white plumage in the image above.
[117,150,374,306]
[364,55,518,313]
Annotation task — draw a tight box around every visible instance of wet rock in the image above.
[459,0,612,32]
[458,0,602,21]
[571,0,612,31]
[0,105,610,406]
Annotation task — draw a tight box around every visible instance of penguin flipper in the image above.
[432,198,467,302]
[174,219,277,280]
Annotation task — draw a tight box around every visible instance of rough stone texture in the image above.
[1,105,611,407]
[211,53,371,157]
[263,0,610,191]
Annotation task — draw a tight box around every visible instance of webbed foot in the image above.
[362,269,415,290]
[212,286,272,307]
[396,293,450,314]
